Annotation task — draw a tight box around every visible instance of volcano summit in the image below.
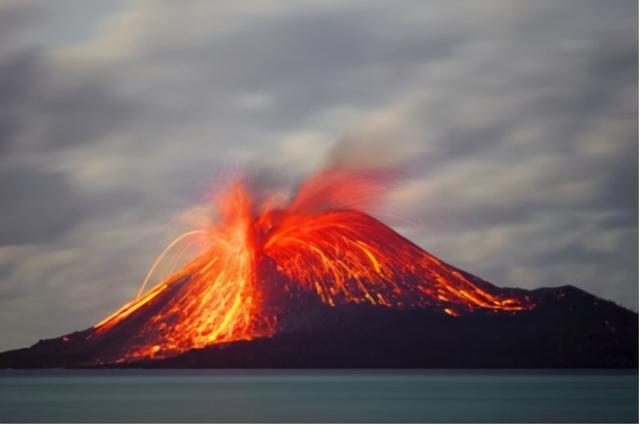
[0,168,636,368]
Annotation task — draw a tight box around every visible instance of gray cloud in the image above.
[0,166,90,244]
[0,0,636,351]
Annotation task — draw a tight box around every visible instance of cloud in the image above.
[0,0,636,351]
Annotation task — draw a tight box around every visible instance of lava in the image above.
[91,167,533,363]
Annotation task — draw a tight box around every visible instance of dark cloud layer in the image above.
[0,0,636,351]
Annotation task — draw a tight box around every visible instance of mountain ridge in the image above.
[0,284,636,369]
[0,202,635,369]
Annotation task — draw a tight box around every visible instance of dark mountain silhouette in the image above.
[0,284,636,369]
[0,201,636,369]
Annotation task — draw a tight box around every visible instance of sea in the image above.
[0,369,637,423]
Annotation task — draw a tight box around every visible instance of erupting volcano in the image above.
[0,167,635,369]
[88,167,531,363]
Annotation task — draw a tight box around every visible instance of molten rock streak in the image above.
[91,168,532,363]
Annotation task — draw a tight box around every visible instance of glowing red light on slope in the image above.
[93,167,532,362]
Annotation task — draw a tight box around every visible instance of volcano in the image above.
[0,168,636,368]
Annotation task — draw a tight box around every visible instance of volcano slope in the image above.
[0,216,635,369]
[0,171,636,368]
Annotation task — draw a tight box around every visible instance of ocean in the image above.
[0,370,637,423]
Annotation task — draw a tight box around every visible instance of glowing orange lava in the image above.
[92,167,532,363]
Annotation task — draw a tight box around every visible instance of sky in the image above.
[0,0,637,352]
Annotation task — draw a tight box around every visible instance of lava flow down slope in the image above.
[0,167,636,368]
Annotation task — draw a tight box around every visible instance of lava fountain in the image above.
[89,167,533,363]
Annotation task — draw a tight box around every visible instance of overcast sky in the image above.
[0,0,637,351]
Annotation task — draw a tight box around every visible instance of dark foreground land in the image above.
[0,285,636,368]
[0,369,637,423]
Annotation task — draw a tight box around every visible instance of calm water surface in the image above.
[0,370,637,423]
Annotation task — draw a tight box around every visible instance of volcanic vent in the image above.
[64,167,531,364]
